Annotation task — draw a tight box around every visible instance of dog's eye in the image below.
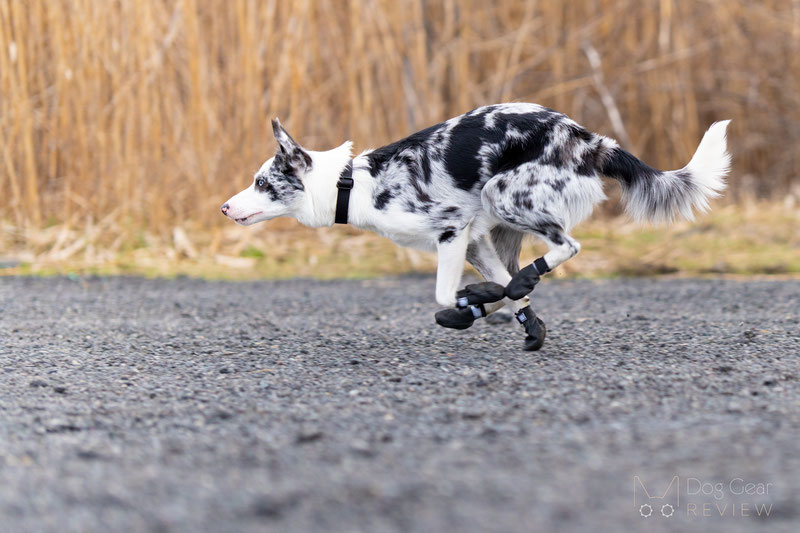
[256,178,265,188]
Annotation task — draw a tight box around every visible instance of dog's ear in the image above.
[272,118,312,173]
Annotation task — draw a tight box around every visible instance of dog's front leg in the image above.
[433,226,489,330]
[434,229,470,308]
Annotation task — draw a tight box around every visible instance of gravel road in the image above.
[1,276,798,533]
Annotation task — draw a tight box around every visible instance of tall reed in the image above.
[1,0,797,241]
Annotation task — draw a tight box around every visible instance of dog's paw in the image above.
[505,264,541,300]
[435,307,479,330]
[523,318,546,351]
[515,305,546,351]
[456,282,506,308]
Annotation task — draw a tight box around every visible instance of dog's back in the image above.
[360,102,728,243]
[358,103,604,245]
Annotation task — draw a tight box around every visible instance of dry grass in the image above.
[3,202,798,279]
[1,1,798,276]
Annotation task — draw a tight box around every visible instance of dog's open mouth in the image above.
[235,211,262,224]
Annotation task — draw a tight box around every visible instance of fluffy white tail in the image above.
[596,121,731,223]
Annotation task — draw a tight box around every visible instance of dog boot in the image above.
[505,257,550,300]
[515,305,547,351]
[435,304,486,330]
[455,282,506,308]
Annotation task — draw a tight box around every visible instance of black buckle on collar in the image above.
[334,161,354,224]
[337,175,354,190]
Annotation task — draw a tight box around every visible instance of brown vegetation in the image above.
[1,0,798,273]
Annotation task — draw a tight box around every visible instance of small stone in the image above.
[296,428,323,444]
[76,449,102,460]
[250,494,300,518]
[209,408,233,421]
[53,386,67,394]
[349,440,374,457]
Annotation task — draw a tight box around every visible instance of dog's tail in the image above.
[594,121,731,223]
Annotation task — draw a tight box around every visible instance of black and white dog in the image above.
[221,103,730,350]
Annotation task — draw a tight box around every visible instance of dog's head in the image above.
[221,119,312,225]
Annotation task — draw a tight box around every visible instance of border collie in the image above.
[222,103,730,350]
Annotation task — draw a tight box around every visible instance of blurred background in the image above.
[1,0,798,278]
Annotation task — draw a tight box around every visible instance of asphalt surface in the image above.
[1,275,798,533]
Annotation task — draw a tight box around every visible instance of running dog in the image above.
[221,103,730,350]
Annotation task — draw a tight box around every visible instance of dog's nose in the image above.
[221,203,229,215]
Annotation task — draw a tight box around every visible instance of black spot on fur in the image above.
[415,188,432,204]
[550,178,568,192]
[257,178,280,201]
[541,144,566,169]
[260,156,306,204]
[512,190,534,210]
[366,123,444,181]
[273,153,308,185]
[499,110,558,135]
[549,231,565,245]
[492,113,560,175]
[438,228,456,243]
[599,147,660,186]
[374,189,394,209]
[537,122,595,172]
[495,139,539,175]
[567,123,594,142]
[420,152,433,183]
[575,150,596,176]
[444,108,504,190]
[531,222,565,245]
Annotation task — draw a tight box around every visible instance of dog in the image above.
[221,103,730,350]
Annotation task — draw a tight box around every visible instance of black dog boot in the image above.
[505,257,550,300]
[515,306,547,351]
[455,282,506,308]
[435,304,486,330]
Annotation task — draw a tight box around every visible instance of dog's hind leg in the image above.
[481,164,601,301]
[490,225,524,275]
[465,235,526,313]
[505,226,580,300]
[466,235,547,351]
[484,225,524,321]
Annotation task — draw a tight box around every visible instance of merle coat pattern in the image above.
[222,103,730,349]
